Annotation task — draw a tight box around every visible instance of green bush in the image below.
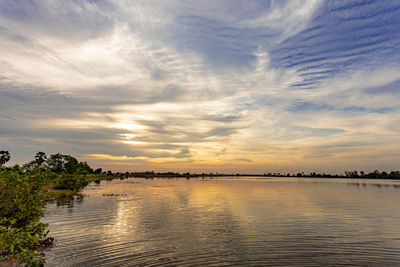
[0,219,48,265]
[0,169,44,228]
[0,168,49,265]
[26,168,58,187]
[53,173,88,192]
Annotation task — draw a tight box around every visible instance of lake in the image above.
[43,177,400,266]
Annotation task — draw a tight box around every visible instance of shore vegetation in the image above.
[0,151,101,266]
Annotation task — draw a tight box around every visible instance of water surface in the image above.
[43,177,400,266]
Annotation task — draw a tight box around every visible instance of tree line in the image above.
[1,150,399,179]
[1,150,94,175]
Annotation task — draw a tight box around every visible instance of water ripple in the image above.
[43,178,400,266]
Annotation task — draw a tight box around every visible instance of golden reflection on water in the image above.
[43,177,400,266]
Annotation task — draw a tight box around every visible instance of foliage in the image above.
[344,170,400,179]
[46,153,64,173]
[0,219,48,266]
[0,151,99,265]
[0,151,10,166]
[0,168,48,265]
[26,168,58,188]
[62,155,79,174]
[0,169,44,228]
[53,173,89,193]
[77,161,93,174]
[34,152,47,167]
[45,153,93,174]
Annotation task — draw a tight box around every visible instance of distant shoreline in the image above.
[114,171,400,180]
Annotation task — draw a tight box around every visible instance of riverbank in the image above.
[43,174,117,200]
[0,167,119,266]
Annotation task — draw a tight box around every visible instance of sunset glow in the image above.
[1,0,400,173]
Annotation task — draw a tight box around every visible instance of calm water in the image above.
[43,177,400,266]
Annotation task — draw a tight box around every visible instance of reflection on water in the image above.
[48,194,85,209]
[43,177,400,266]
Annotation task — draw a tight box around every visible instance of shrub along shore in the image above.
[0,151,117,266]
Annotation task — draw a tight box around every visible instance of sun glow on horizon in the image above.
[1,1,400,173]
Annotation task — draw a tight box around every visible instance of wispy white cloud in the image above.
[1,0,400,173]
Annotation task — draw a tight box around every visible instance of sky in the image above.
[1,0,400,173]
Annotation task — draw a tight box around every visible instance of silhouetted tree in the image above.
[390,171,400,179]
[34,151,47,166]
[345,170,359,178]
[78,161,93,174]
[62,155,79,174]
[46,153,64,173]
[0,150,10,166]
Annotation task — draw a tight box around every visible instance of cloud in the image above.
[1,0,400,173]
[0,0,116,41]
[270,0,400,88]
